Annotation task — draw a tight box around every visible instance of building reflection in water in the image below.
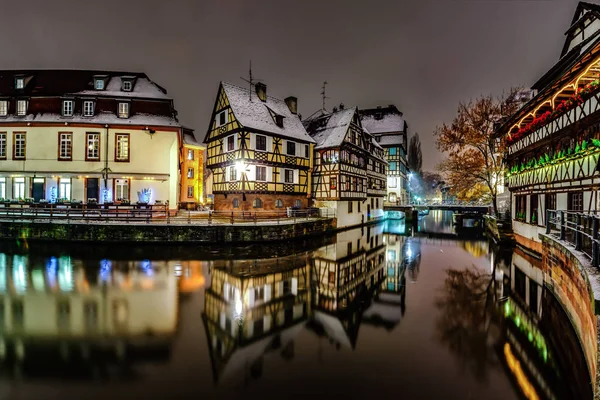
[0,254,180,379]
[435,247,592,400]
[202,225,414,384]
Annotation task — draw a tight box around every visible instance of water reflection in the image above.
[0,215,591,400]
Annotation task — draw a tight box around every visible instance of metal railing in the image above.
[546,209,599,267]
[0,204,334,225]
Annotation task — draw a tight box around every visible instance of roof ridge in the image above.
[221,81,289,103]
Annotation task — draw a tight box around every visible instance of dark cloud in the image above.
[0,0,579,170]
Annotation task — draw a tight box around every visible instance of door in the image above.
[86,178,99,201]
[32,178,44,202]
[367,204,371,219]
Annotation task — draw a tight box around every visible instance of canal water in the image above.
[0,210,592,399]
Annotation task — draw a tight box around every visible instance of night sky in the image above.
[0,0,583,170]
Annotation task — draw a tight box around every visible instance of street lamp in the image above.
[236,160,249,201]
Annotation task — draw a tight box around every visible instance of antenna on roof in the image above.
[240,60,262,102]
[321,81,329,112]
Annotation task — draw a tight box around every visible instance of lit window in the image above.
[0,132,5,159]
[15,78,24,89]
[83,101,94,116]
[115,134,129,161]
[59,132,72,160]
[256,166,266,181]
[275,199,283,208]
[122,80,133,91]
[187,149,194,160]
[86,133,100,160]
[13,132,26,159]
[330,177,337,189]
[118,102,129,118]
[187,168,194,178]
[187,186,194,198]
[389,147,397,156]
[0,177,5,199]
[253,198,263,208]
[17,100,27,116]
[0,101,7,116]
[389,161,397,171]
[94,78,105,90]
[115,179,129,201]
[59,178,71,200]
[13,177,25,199]
[62,100,74,116]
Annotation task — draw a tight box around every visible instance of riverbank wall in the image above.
[0,218,337,244]
[539,233,600,395]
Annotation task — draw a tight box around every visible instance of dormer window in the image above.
[118,102,130,118]
[83,100,95,117]
[122,81,132,91]
[94,78,105,90]
[15,78,24,89]
[275,115,284,127]
[62,100,74,117]
[17,100,27,116]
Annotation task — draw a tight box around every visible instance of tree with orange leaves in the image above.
[435,89,521,216]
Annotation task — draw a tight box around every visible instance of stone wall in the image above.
[0,219,335,243]
[540,233,599,389]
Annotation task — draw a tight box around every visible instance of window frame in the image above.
[13,177,25,199]
[0,132,6,160]
[216,110,228,128]
[227,135,235,152]
[114,179,130,201]
[255,135,267,152]
[229,166,237,181]
[122,80,133,92]
[253,198,263,208]
[233,198,240,208]
[286,141,296,156]
[13,132,26,160]
[62,100,74,117]
[15,78,24,89]
[275,199,283,208]
[0,100,8,116]
[187,168,194,178]
[16,100,27,116]
[58,132,73,161]
[118,102,130,118]
[284,169,294,184]
[187,149,194,160]
[85,132,101,161]
[83,100,95,117]
[187,185,194,198]
[59,178,72,201]
[256,166,267,182]
[94,78,105,90]
[114,133,130,162]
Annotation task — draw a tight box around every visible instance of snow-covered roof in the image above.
[221,82,315,143]
[359,106,405,134]
[183,132,203,147]
[363,301,403,324]
[313,311,353,349]
[0,111,180,128]
[76,77,171,100]
[377,134,404,147]
[304,107,355,150]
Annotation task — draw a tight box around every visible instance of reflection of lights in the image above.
[32,268,45,291]
[174,263,182,277]
[13,256,27,293]
[504,343,540,400]
[58,256,73,292]
[235,298,243,315]
[142,260,153,276]
[0,254,6,292]
[406,247,413,260]
[235,160,247,174]
[46,257,58,288]
[100,259,112,282]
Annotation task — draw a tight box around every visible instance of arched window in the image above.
[294,200,302,208]
[253,198,263,208]
[275,199,283,208]
[233,198,239,208]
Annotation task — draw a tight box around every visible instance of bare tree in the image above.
[408,133,423,176]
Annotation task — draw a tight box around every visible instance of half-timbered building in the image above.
[203,82,315,212]
[0,70,192,209]
[360,105,409,204]
[497,2,600,253]
[304,106,387,228]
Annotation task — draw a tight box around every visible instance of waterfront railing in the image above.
[546,209,599,267]
[0,204,334,225]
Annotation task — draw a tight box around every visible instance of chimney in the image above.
[339,103,344,110]
[284,96,297,114]
[333,106,338,113]
[255,82,267,102]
